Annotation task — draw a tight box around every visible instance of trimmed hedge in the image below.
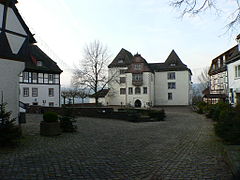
[43,112,58,122]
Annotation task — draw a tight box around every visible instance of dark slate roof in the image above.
[89,89,109,98]
[126,53,152,73]
[226,45,240,64]
[209,45,239,75]
[149,50,192,74]
[24,45,62,74]
[108,48,133,68]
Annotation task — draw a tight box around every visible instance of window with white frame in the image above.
[54,74,60,84]
[134,64,142,70]
[120,88,126,94]
[167,72,175,80]
[48,74,54,84]
[48,88,54,97]
[23,87,29,97]
[32,88,38,97]
[32,73,37,83]
[38,73,43,83]
[37,61,42,67]
[132,74,142,81]
[23,72,29,82]
[168,93,173,100]
[235,65,240,78]
[44,74,48,83]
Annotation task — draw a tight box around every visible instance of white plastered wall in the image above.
[19,84,60,107]
[154,71,191,106]
[0,58,25,121]
[227,59,240,105]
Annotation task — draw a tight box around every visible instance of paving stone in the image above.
[0,107,233,179]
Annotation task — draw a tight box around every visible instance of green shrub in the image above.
[205,104,216,118]
[0,103,21,147]
[215,111,240,144]
[196,101,207,114]
[59,116,77,132]
[211,102,231,121]
[148,109,166,121]
[43,112,58,122]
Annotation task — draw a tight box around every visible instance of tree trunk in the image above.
[95,97,99,106]
[73,97,75,104]
[81,98,84,104]
[63,97,66,105]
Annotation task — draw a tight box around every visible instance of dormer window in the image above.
[37,61,42,67]
[134,64,142,70]
[170,63,176,66]
[118,59,124,63]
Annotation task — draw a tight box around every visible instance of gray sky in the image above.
[17,0,239,86]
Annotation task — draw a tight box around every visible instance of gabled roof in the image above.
[0,0,36,61]
[126,53,152,73]
[108,48,133,68]
[209,45,239,75]
[24,45,62,74]
[149,50,192,74]
[89,89,109,98]
[225,45,240,64]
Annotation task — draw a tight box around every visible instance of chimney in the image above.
[236,34,240,51]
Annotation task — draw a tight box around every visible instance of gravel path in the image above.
[0,107,233,179]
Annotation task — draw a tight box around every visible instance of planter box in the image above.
[40,121,61,136]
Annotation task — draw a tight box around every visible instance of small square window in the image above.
[120,77,126,83]
[120,69,126,74]
[135,87,141,94]
[168,82,176,89]
[32,88,38,97]
[23,87,29,97]
[37,61,43,67]
[167,72,175,80]
[118,59,124,63]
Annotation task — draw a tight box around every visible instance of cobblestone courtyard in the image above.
[0,107,233,179]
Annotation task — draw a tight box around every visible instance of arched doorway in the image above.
[134,99,142,108]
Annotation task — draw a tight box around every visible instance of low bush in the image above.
[196,101,207,114]
[0,103,21,147]
[214,106,240,144]
[43,112,58,122]
[59,116,77,132]
[148,109,166,121]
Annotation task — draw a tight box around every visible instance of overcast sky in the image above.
[17,0,239,87]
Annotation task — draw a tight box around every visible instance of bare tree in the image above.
[76,89,88,103]
[198,67,211,90]
[61,89,70,105]
[170,0,240,30]
[72,40,117,105]
[68,89,78,104]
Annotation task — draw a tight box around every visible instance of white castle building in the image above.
[105,49,192,107]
